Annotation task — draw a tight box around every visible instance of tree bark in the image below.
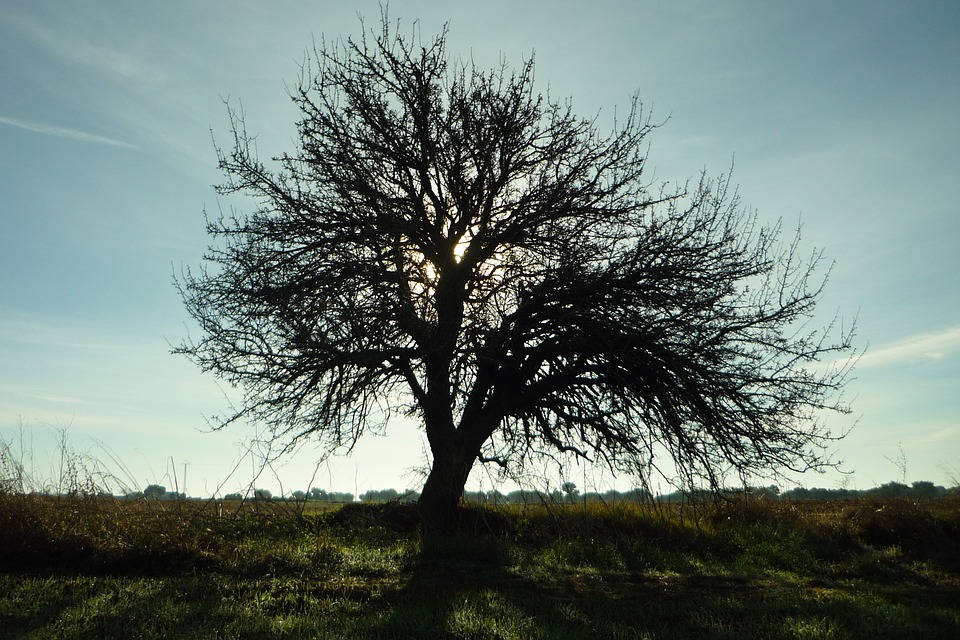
[418,442,476,536]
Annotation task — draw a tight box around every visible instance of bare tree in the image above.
[176,16,857,532]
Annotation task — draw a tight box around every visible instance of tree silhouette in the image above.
[176,16,856,532]
[143,484,166,499]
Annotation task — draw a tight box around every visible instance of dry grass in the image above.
[4,428,958,636]
[1,489,958,638]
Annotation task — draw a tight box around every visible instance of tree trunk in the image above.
[418,443,475,537]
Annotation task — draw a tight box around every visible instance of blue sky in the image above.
[2,0,958,497]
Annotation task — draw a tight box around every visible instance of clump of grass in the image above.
[0,492,214,574]
[842,498,960,560]
[1,423,137,497]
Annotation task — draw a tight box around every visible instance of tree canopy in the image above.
[177,16,857,530]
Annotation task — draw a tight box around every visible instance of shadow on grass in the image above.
[5,564,958,640]
[369,541,960,640]
[0,573,348,640]
[363,510,960,640]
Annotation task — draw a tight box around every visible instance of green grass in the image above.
[1,494,958,639]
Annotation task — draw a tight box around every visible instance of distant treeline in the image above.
[779,480,956,501]
[126,480,958,503]
[358,481,959,504]
[220,488,358,502]
[463,482,959,504]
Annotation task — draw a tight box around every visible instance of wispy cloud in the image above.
[859,326,960,369]
[11,11,165,85]
[0,115,137,149]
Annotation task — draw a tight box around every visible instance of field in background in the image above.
[1,491,958,639]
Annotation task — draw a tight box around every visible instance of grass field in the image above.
[1,493,958,639]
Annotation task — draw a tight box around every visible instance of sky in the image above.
[1,0,958,498]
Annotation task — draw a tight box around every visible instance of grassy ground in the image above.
[1,494,958,639]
